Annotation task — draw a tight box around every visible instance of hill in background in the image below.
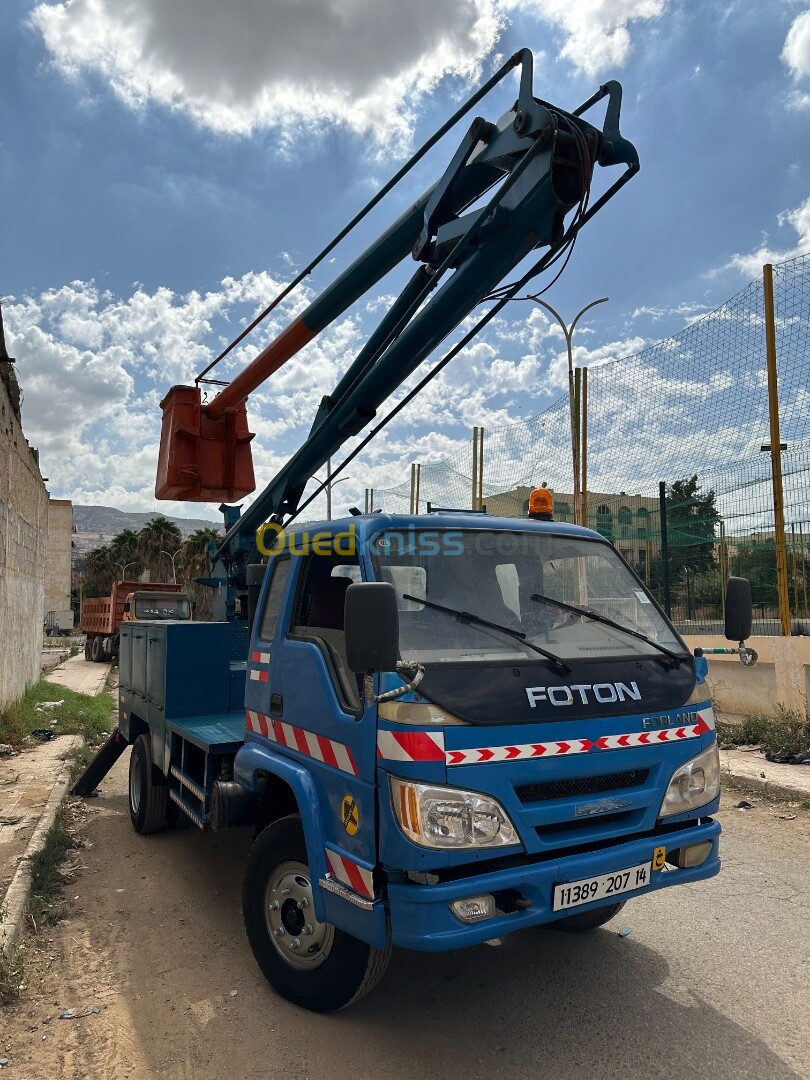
[73,504,219,558]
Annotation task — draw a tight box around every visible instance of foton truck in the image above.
[81,580,189,662]
[73,52,752,1012]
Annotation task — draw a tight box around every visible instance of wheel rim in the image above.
[263,861,334,971]
[129,750,142,815]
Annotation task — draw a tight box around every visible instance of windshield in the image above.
[371,528,682,664]
[134,595,191,620]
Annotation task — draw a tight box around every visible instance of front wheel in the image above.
[553,901,626,932]
[242,815,391,1012]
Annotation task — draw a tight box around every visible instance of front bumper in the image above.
[387,817,720,951]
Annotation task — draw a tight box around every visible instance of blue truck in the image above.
[73,50,754,1012]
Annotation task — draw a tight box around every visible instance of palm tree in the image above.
[137,516,183,582]
[180,527,223,619]
[109,528,142,579]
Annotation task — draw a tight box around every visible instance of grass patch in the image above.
[717,705,810,760]
[0,944,25,1006]
[0,681,114,748]
[28,808,73,928]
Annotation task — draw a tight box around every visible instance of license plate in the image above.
[552,861,651,912]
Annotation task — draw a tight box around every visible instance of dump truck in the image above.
[81,580,189,662]
[73,49,755,1012]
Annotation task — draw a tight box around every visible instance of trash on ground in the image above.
[735,800,755,810]
[774,813,797,821]
[58,1006,102,1019]
[30,728,56,741]
[0,744,14,756]
[618,928,632,938]
[36,700,64,711]
[229,989,238,997]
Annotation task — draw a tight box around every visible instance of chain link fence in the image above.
[374,253,810,633]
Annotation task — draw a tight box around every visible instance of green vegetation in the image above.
[0,681,113,748]
[0,943,24,1006]
[28,808,74,927]
[718,705,810,760]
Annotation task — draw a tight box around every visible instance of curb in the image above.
[0,735,83,953]
[722,768,808,802]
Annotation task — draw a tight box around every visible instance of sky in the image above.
[3,0,810,525]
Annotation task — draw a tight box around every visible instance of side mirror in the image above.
[246,563,266,639]
[345,582,399,672]
[724,577,752,642]
[123,602,131,614]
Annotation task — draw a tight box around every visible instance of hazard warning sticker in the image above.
[341,795,359,836]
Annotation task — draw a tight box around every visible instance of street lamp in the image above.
[161,549,182,584]
[311,458,351,520]
[526,295,608,525]
[115,561,138,580]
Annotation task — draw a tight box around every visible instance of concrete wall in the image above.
[45,498,73,613]
[0,362,48,710]
[682,634,810,719]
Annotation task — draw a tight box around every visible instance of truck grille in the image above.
[515,768,649,804]
[536,811,633,836]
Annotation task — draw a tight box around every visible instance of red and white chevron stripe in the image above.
[251,651,271,664]
[245,711,358,776]
[248,669,269,682]
[445,711,714,766]
[376,729,445,762]
[325,849,374,899]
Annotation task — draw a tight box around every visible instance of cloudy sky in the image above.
[3,0,809,523]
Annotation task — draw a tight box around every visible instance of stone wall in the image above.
[45,498,73,615]
[0,358,48,710]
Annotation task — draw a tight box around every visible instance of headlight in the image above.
[659,743,720,818]
[390,777,519,849]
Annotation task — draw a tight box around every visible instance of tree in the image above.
[179,527,223,619]
[650,475,719,593]
[137,516,183,582]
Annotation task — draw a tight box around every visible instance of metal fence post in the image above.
[763,262,791,635]
[659,480,671,617]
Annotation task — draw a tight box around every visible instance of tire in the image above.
[553,901,626,932]
[242,815,391,1012]
[84,637,92,661]
[128,735,168,834]
[90,634,102,662]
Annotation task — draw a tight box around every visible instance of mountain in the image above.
[73,504,220,557]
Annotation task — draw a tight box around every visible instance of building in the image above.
[45,498,73,616]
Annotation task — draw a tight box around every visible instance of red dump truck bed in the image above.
[80,581,182,636]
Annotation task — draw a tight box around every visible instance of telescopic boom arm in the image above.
[154,49,639,619]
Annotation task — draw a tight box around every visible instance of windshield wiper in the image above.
[403,594,571,674]
[529,593,687,667]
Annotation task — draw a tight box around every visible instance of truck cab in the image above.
[230,512,724,1009]
[122,590,192,623]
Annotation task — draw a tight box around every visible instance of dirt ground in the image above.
[1,762,809,1080]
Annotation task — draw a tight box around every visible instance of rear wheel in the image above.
[128,735,168,834]
[243,815,391,1012]
[84,637,92,660]
[553,901,626,932]
[90,635,102,662]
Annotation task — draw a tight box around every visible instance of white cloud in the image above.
[30,0,503,146]
[782,9,810,79]
[501,0,667,77]
[720,195,810,276]
[30,0,667,145]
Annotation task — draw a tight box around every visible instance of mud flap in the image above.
[71,727,129,796]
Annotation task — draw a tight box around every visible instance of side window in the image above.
[259,559,291,642]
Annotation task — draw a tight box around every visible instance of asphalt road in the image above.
[4,759,809,1079]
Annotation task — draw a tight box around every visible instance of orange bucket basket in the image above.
[155,386,255,502]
